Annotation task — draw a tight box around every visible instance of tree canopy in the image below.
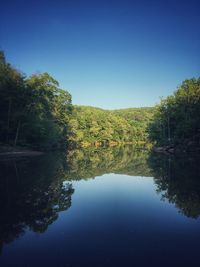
[0,50,199,151]
[149,77,200,151]
[67,106,154,147]
[0,51,72,149]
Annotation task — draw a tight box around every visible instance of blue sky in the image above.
[1,0,200,109]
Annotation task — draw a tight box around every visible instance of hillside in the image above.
[68,106,155,147]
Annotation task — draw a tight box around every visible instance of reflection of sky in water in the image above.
[2,173,200,267]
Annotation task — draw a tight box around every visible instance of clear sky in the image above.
[1,0,200,109]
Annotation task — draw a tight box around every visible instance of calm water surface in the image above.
[0,146,200,266]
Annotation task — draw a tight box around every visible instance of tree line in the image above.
[0,51,154,150]
[0,51,72,150]
[0,50,199,151]
[148,77,200,152]
[68,106,154,147]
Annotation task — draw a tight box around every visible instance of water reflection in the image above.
[149,153,200,219]
[65,146,152,179]
[0,154,74,254]
[0,146,200,255]
[65,148,200,220]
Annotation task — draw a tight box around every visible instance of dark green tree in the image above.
[0,51,72,150]
[149,77,200,151]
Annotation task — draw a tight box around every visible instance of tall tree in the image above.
[149,77,200,150]
[0,51,26,145]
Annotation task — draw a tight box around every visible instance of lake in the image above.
[0,146,200,266]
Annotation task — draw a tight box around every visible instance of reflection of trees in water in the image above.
[73,147,200,219]
[1,146,199,253]
[148,153,200,219]
[0,145,151,252]
[65,145,152,180]
[0,154,74,253]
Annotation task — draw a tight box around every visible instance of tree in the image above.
[0,51,26,145]
[0,51,72,149]
[149,77,200,150]
[25,73,72,148]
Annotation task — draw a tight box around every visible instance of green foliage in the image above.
[68,106,154,147]
[149,77,200,150]
[0,52,26,144]
[110,107,155,142]
[25,73,72,148]
[0,51,155,150]
[1,50,198,151]
[0,51,72,149]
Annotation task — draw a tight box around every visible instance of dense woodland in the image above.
[0,51,154,150]
[0,51,199,151]
[68,106,154,147]
[149,77,200,152]
[0,51,72,150]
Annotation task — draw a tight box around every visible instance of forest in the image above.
[0,50,199,152]
[68,106,154,147]
[149,77,200,152]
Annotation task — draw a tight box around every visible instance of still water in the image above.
[0,146,200,266]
